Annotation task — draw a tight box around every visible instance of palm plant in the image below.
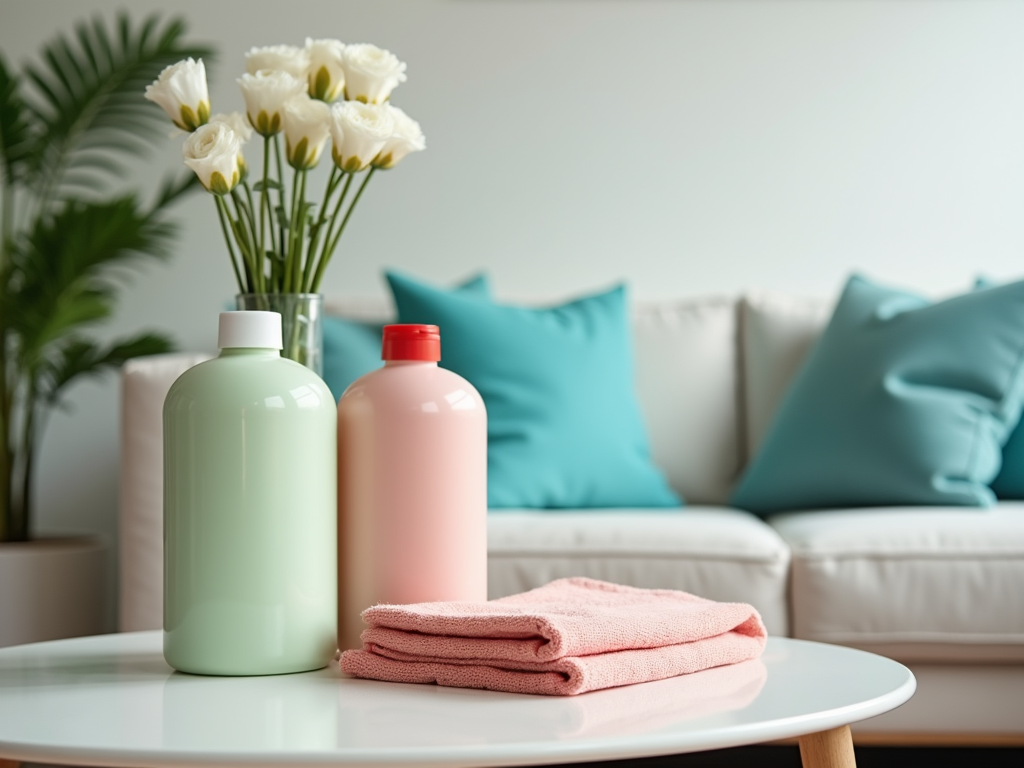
[0,15,213,542]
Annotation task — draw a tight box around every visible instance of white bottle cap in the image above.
[218,311,283,350]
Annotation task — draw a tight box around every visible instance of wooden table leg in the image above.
[798,724,856,768]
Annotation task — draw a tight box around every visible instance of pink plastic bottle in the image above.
[337,324,487,650]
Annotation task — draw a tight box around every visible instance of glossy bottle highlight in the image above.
[163,311,337,675]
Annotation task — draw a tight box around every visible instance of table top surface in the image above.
[0,632,914,768]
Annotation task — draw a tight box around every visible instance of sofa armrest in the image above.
[119,353,212,632]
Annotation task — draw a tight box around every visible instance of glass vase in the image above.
[235,293,324,377]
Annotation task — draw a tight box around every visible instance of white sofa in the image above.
[119,292,1024,744]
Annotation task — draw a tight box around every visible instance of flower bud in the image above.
[305,38,346,102]
[183,122,243,195]
[329,101,394,173]
[341,44,407,105]
[237,70,308,137]
[144,58,210,131]
[372,105,426,169]
[282,96,332,170]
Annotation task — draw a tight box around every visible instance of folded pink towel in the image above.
[340,577,766,695]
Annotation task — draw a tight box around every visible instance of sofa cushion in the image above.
[771,504,1024,662]
[632,298,741,504]
[388,271,680,509]
[740,291,831,461]
[732,274,1024,514]
[487,507,790,635]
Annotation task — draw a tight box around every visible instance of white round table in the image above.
[0,632,914,768]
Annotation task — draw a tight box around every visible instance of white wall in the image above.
[2,0,1023,628]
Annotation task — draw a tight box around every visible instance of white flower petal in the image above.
[329,101,394,172]
[341,44,407,104]
[282,95,332,169]
[237,70,308,136]
[373,104,425,169]
[245,44,310,79]
[182,122,242,194]
[144,58,210,131]
[305,38,346,102]
[209,112,253,143]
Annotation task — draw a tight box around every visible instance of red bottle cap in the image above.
[382,324,441,361]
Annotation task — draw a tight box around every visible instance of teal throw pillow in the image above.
[386,271,681,509]
[993,426,1024,498]
[322,315,388,401]
[974,277,1024,499]
[321,275,490,400]
[731,274,1024,515]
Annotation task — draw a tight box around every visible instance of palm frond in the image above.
[6,194,176,369]
[151,171,202,211]
[0,54,33,186]
[40,331,174,404]
[24,12,213,200]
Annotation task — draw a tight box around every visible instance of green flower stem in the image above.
[285,169,303,292]
[232,187,258,253]
[308,166,340,245]
[302,167,340,292]
[215,196,245,293]
[312,167,376,293]
[242,182,262,293]
[273,135,288,274]
[311,172,353,289]
[331,168,376,251]
[227,193,257,291]
[293,169,309,292]
[284,299,304,365]
[230,189,259,291]
[258,136,271,289]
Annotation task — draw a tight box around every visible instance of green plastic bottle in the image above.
[163,311,337,675]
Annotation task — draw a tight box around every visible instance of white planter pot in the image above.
[0,536,106,648]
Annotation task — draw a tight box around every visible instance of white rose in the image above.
[144,58,210,131]
[329,101,394,173]
[372,105,426,169]
[305,38,346,102]
[245,44,310,80]
[341,44,407,104]
[209,112,253,143]
[237,70,307,136]
[282,96,332,170]
[209,112,253,178]
[182,122,242,195]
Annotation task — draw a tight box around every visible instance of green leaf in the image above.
[150,171,201,211]
[40,331,174,404]
[5,195,175,370]
[0,54,33,186]
[23,13,215,201]
[252,179,283,192]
